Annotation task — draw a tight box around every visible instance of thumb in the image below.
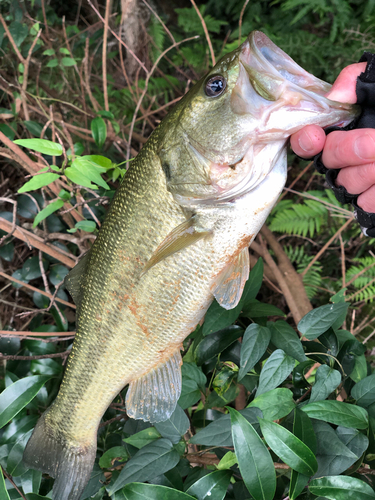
[325,62,367,103]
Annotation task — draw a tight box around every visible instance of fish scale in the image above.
[23,31,358,500]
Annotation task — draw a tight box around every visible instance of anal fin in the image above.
[141,216,211,276]
[213,247,250,310]
[125,350,182,423]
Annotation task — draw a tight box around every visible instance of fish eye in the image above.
[205,75,226,97]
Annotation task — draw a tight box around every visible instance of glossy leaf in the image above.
[114,483,195,499]
[247,388,295,421]
[269,321,307,362]
[351,373,375,408]
[202,300,241,336]
[289,471,309,500]
[18,172,60,193]
[238,324,271,381]
[228,407,276,500]
[99,447,129,468]
[240,258,263,306]
[154,404,190,444]
[0,466,10,500]
[311,420,359,477]
[259,419,317,475]
[190,407,262,446]
[33,198,65,227]
[309,365,341,403]
[241,300,285,318]
[298,302,349,339]
[195,325,243,365]
[186,469,232,500]
[109,439,179,494]
[256,349,295,396]
[123,427,161,449]
[292,408,316,453]
[91,117,107,148]
[309,476,375,499]
[302,400,368,429]
[0,375,50,428]
[336,426,369,459]
[7,429,33,476]
[14,138,63,156]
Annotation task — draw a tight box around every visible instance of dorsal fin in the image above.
[64,252,90,312]
[212,247,250,310]
[141,216,211,276]
[125,350,182,423]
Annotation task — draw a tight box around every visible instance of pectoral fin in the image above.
[213,247,250,310]
[64,252,90,313]
[125,350,182,423]
[141,216,211,276]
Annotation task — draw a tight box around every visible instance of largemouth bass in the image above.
[23,31,357,500]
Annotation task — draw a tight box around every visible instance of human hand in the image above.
[290,62,375,213]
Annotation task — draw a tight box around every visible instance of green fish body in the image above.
[23,32,357,500]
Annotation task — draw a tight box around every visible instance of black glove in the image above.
[314,52,375,237]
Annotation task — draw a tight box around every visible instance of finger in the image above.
[337,163,375,194]
[325,62,367,103]
[322,129,375,168]
[289,125,326,158]
[357,184,375,212]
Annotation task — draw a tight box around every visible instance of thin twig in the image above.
[0,271,76,309]
[238,0,250,43]
[0,331,75,338]
[0,14,25,63]
[102,0,111,112]
[190,0,215,66]
[301,217,354,278]
[1,467,26,500]
[0,350,71,361]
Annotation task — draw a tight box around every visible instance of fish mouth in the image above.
[236,31,359,132]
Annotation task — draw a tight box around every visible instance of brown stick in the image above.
[0,331,75,337]
[0,271,76,310]
[190,0,215,66]
[260,225,312,320]
[0,218,77,268]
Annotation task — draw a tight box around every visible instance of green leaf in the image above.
[309,365,341,403]
[46,58,59,68]
[108,439,180,494]
[240,258,264,306]
[241,300,285,318]
[64,166,97,189]
[217,451,237,470]
[298,302,349,339]
[18,172,60,194]
[292,408,316,453]
[311,420,359,477]
[0,466,11,500]
[178,363,206,409]
[302,400,368,429]
[14,138,63,156]
[123,427,161,449]
[84,155,113,169]
[269,321,307,362]
[91,117,107,148]
[33,198,65,227]
[43,48,55,55]
[350,354,367,383]
[114,483,195,499]
[186,469,232,500]
[154,405,190,444]
[99,446,129,468]
[202,300,241,336]
[0,375,51,428]
[351,373,375,408]
[258,418,318,475]
[0,241,14,262]
[9,21,28,47]
[289,471,309,500]
[256,349,295,397]
[247,388,295,421]
[228,407,276,500]
[238,324,271,381]
[195,325,243,365]
[190,407,262,447]
[309,476,375,499]
[61,57,77,66]
[74,220,97,233]
[336,426,369,459]
[7,429,33,476]
[59,47,70,54]
[70,158,110,190]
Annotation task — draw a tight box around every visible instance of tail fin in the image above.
[23,412,96,500]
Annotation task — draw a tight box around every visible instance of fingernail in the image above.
[354,134,375,161]
[298,131,314,153]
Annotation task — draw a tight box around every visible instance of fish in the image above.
[23,31,357,500]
